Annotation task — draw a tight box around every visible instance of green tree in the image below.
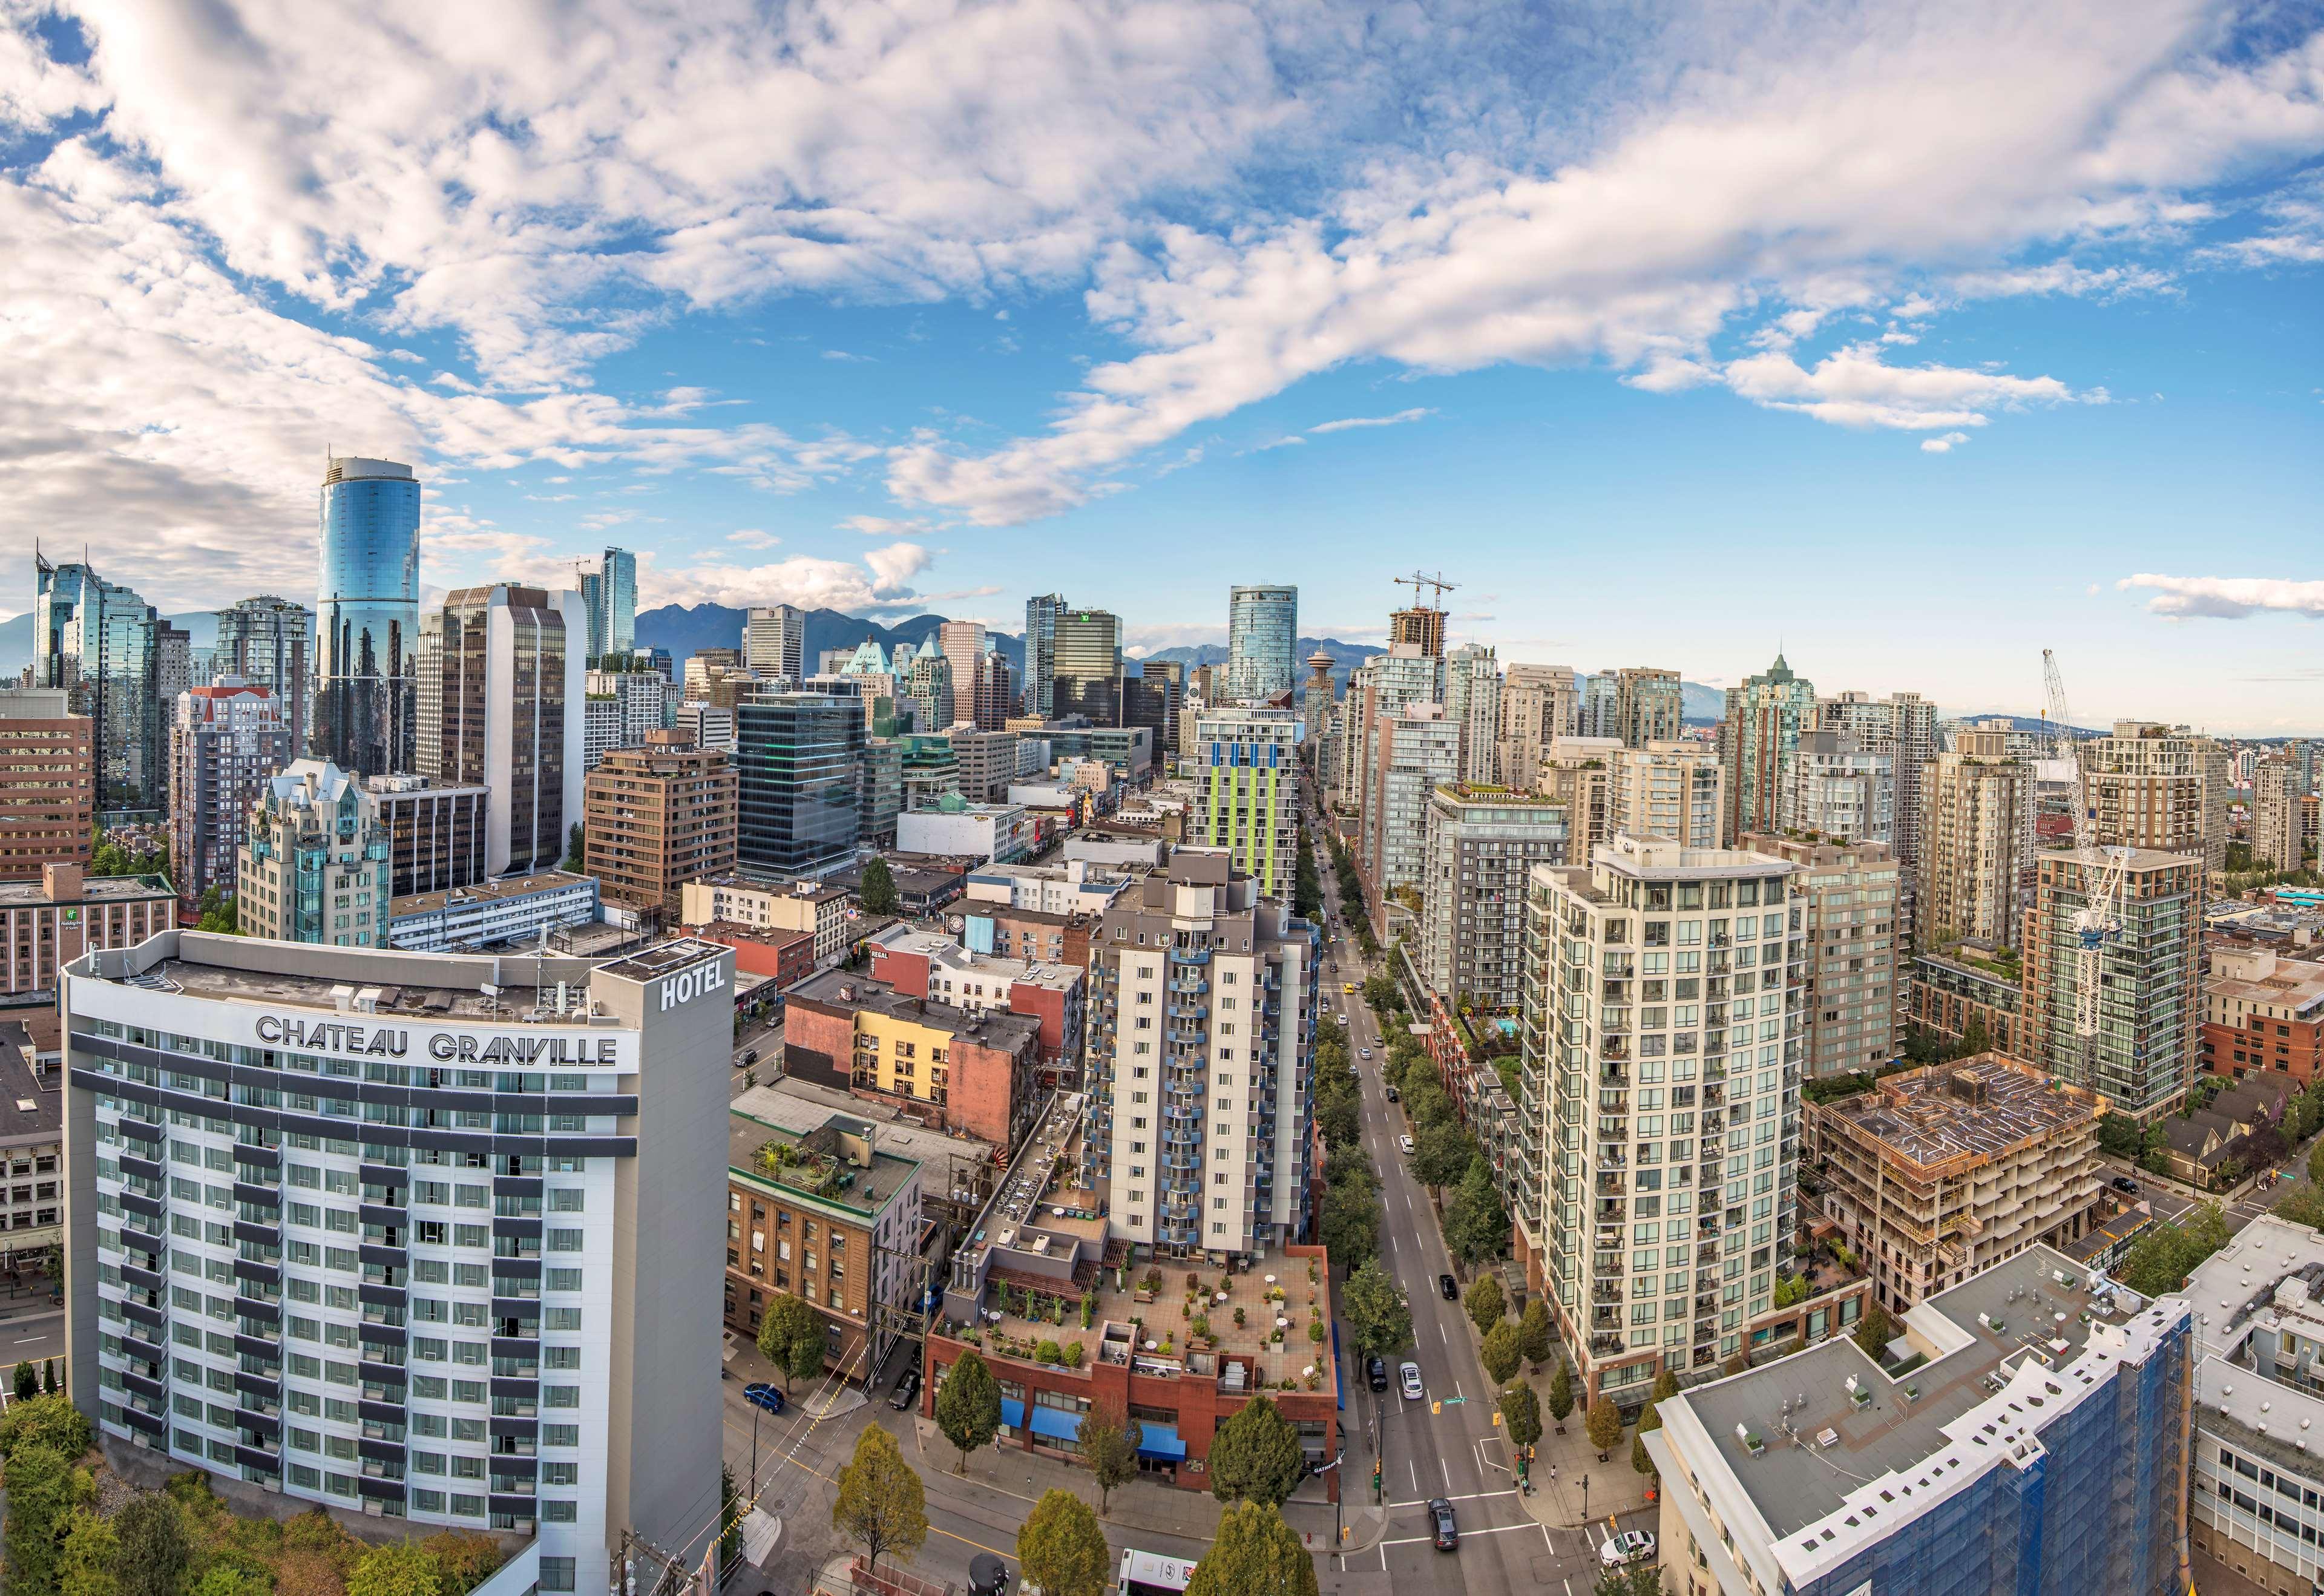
[935,1348,1003,1474]
[718,1465,743,1585]
[13,1361,36,1401]
[756,1291,827,1391]
[1633,1368,1678,1477]
[190,1566,266,1596]
[1464,1272,1506,1335]
[111,1492,193,1596]
[1594,1566,1663,1596]
[1402,1077,1452,1130]
[1412,1121,1474,1190]
[39,1360,53,1396]
[347,1545,443,1596]
[2115,1201,2233,1296]
[1184,1503,1319,1596]
[1343,1261,1413,1362]
[5,1445,87,1596]
[1548,1362,1574,1428]
[830,1423,928,1577]
[0,1395,92,1461]
[1078,1402,1138,1516]
[1518,1299,1554,1369]
[1317,1187,1380,1272]
[1853,1299,1893,1362]
[1499,1381,1541,1449]
[56,1508,117,1596]
[1772,1275,1808,1308]
[1584,1396,1623,1457]
[418,1531,504,1596]
[1482,1321,1521,1385]
[859,858,902,916]
[2308,1135,2324,1190]
[1014,1489,1109,1596]
[561,821,585,873]
[1207,1395,1304,1509]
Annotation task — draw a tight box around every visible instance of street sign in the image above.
[1442,1395,1466,1405]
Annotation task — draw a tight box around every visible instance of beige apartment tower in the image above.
[1606,741,1725,849]
[1498,665,1580,792]
[583,732,739,919]
[2079,721,2230,878]
[2254,755,2309,873]
[1918,731,2031,950]
[1743,835,1899,1078]
[1540,737,1621,858]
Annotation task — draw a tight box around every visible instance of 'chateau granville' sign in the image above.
[254,1015,620,1066]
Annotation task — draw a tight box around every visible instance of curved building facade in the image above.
[1226,584,1298,702]
[314,457,420,776]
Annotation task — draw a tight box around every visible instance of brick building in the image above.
[694,922,818,990]
[2201,944,2324,1086]
[583,732,737,919]
[781,967,1041,1150]
[960,903,1096,970]
[1,864,176,1046]
[0,688,93,882]
[864,924,1084,1077]
[1906,945,2024,1057]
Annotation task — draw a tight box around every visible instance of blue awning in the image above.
[1137,1422,1187,1460]
[1001,1397,1026,1430]
[1029,1406,1082,1442]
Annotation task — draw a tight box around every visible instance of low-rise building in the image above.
[0,1022,62,1263]
[1805,1054,2105,1311]
[1060,827,1166,869]
[1905,944,2024,1057]
[385,869,600,953]
[865,924,1083,1080]
[681,876,851,968]
[963,859,1128,917]
[2201,944,2324,1086]
[692,922,818,991]
[781,967,1042,1150]
[896,796,1031,863]
[960,904,1095,969]
[1,865,177,1040]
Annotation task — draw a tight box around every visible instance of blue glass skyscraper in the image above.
[314,456,420,776]
[1226,583,1298,701]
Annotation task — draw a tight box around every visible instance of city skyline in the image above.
[2,5,2320,735]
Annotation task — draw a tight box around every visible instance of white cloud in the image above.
[1920,431,1972,453]
[1308,407,1434,434]
[646,545,934,612]
[2118,573,2324,619]
[724,528,780,550]
[1723,344,2082,430]
[836,514,933,538]
[861,541,932,594]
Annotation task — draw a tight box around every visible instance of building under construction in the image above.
[1805,1053,2107,1312]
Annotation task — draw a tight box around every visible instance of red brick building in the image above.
[695,921,818,988]
[2201,943,2324,1086]
[0,691,92,882]
[781,967,1042,1151]
[960,904,1096,969]
[865,925,1083,1082]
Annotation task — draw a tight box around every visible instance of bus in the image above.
[1118,1550,1197,1596]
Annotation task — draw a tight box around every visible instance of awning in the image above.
[1029,1406,1082,1442]
[1136,1422,1187,1461]
[1001,1397,1026,1430]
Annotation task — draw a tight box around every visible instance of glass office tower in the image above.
[213,595,315,749]
[31,554,162,812]
[597,547,637,658]
[1051,609,1123,724]
[735,692,866,876]
[1225,583,1298,701]
[314,456,421,776]
[1023,594,1067,717]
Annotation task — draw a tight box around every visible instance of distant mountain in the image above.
[0,609,221,676]
[1947,712,2100,738]
[1141,637,1377,696]
[635,604,1024,676]
[1679,681,1723,723]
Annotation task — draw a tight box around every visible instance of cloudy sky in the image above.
[1,1,2319,729]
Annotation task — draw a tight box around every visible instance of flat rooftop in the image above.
[870,925,1079,991]
[389,870,595,917]
[787,967,1043,1049]
[733,1077,1000,1174]
[2207,957,2324,1015]
[0,1023,59,1145]
[1812,1055,2098,1174]
[0,874,174,908]
[727,1105,921,1220]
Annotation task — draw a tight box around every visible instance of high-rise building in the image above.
[355,773,491,899]
[734,692,867,878]
[743,604,806,682]
[416,585,585,878]
[1443,643,1501,784]
[1083,849,1317,1258]
[1022,594,1067,718]
[1365,703,1460,921]
[580,667,671,773]
[901,638,956,731]
[1779,729,1893,842]
[1819,689,1937,881]
[1742,835,1898,1078]
[675,701,736,755]
[2079,721,2231,879]
[1051,609,1123,724]
[2256,755,2310,872]
[584,546,637,660]
[2025,846,2201,1120]
[584,733,738,919]
[151,622,191,804]
[682,648,743,701]
[1224,585,1298,701]
[1347,644,1443,866]
[313,456,421,778]
[168,682,294,911]
[1419,784,1567,1010]
[31,556,162,812]
[1917,732,2032,950]
[1301,651,1336,756]
[1576,671,1619,739]
[61,931,735,1596]
[1612,666,1684,749]
[936,620,986,723]
[1123,668,1180,755]
[972,651,1016,733]
[1718,652,1816,840]
[212,596,314,750]
[1191,706,1302,902]
[1540,736,1620,858]
[235,759,389,946]
[1497,664,1578,791]
[0,688,93,881]
[1387,605,1446,657]
[1606,741,1725,848]
[1518,836,1804,1401]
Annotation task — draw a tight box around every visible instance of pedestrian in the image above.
[1548,1465,1557,1484]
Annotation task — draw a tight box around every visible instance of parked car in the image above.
[1439,1273,1459,1301]
[1385,1086,1400,1103]
[743,1048,758,1066]
[1430,1498,1458,1552]
[742,1382,787,1416]
[1368,1356,1390,1391]
[2110,1175,2139,1192]
[890,1369,922,1411]
[1400,1361,1424,1401]
[1600,1531,1656,1568]
[1399,1134,1416,1154]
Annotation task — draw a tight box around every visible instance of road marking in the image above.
[1381,1523,1545,1547]
[1409,1458,1418,1491]
[1387,1490,1518,1508]
[1441,1457,1453,1491]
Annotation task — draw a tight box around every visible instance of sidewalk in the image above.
[906,1414,1231,1546]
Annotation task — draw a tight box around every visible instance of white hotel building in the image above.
[64,931,735,1596]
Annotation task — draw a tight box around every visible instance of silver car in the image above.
[1399,1361,1424,1401]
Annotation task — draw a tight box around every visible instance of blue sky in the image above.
[1,1,2320,730]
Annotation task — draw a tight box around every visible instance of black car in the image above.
[890,1368,922,1411]
[2110,1175,2139,1193]
[1439,1273,1459,1301]
[1429,1497,1458,1551]
[1367,1356,1390,1391]
[1385,1086,1400,1103]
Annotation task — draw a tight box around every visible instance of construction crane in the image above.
[2041,649,2133,1048]
[1393,570,1460,610]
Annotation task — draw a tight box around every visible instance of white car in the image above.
[1600,1531,1656,1568]
[1399,1134,1416,1154]
[1399,1361,1425,1401]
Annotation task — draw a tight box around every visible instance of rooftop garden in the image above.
[755,1138,850,1200]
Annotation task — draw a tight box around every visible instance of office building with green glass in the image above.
[735,693,866,878]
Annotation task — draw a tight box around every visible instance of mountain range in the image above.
[635,603,1026,675]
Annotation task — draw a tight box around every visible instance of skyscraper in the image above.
[1919,731,2032,949]
[1612,666,1683,747]
[168,681,294,910]
[0,686,93,880]
[1388,605,1446,657]
[1606,741,1725,847]
[313,456,421,777]
[1192,706,1302,901]
[1819,689,1938,931]
[2256,755,2309,872]
[212,596,314,750]
[595,546,637,658]
[1779,729,1894,842]
[2026,847,2200,1120]
[1444,642,1501,784]
[937,619,986,715]
[1051,609,1123,724]
[31,555,162,812]
[2079,721,2231,879]
[1022,593,1067,717]
[734,692,867,877]
[415,584,585,876]
[1497,663,1578,790]
[1225,584,1298,701]
[743,603,807,681]
[1718,652,1816,838]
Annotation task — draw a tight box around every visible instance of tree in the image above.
[1402,1077,1452,1130]
[1499,1381,1541,1449]
[1079,1403,1138,1516]
[831,1423,928,1577]
[2116,1201,2232,1296]
[935,1348,1003,1474]
[1548,1362,1574,1428]
[1594,1566,1663,1596]
[1184,1503,1319,1596]
[1482,1322,1521,1385]
[2308,1134,2324,1190]
[1208,1395,1304,1508]
[1317,1187,1380,1273]
[1411,1121,1475,1190]
[347,1545,443,1596]
[1633,1368,1678,1477]
[418,1532,504,1596]
[1854,1299,1893,1362]
[860,858,902,916]
[0,1395,92,1461]
[13,1360,36,1400]
[56,1508,117,1596]
[1465,1272,1507,1335]
[5,1445,87,1596]
[561,821,585,873]
[111,1493,193,1596]
[1518,1299,1554,1368]
[1015,1490,1109,1596]
[756,1291,826,1391]
[1342,1261,1413,1362]
[1447,1155,1512,1264]
[1772,1274,1807,1308]
[1585,1396,1623,1458]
